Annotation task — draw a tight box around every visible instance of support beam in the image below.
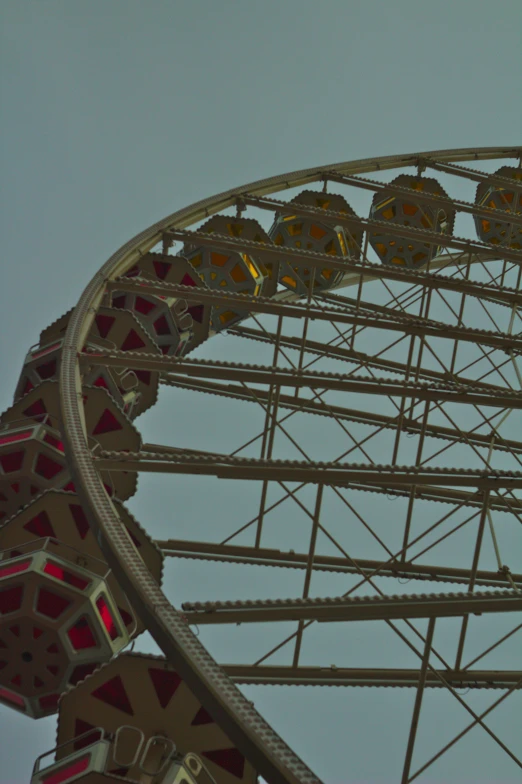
[156,539,522,589]
[84,351,522,407]
[351,482,521,514]
[401,618,435,784]
[110,277,453,331]
[160,376,522,456]
[231,324,509,390]
[95,450,522,490]
[222,665,522,689]
[107,277,519,351]
[164,228,521,306]
[420,157,522,188]
[210,196,522,265]
[181,589,522,625]
[323,171,522,228]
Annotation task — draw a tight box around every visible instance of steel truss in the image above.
[54,147,522,784]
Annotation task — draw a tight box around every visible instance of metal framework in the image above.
[1,147,520,784]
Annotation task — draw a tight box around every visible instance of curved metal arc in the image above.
[58,146,520,784]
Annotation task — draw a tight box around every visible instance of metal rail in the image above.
[105,279,521,351]
[95,450,522,490]
[181,589,522,624]
[159,376,522,455]
[322,171,522,227]
[109,278,465,329]
[223,665,522,689]
[167,213,522,266]
[157,539,522,588]
[84,352,522,407]
[165,228,522,305]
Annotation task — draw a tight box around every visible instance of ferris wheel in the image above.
[0,146,521,784]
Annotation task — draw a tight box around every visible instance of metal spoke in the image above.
[292,484,323,667]
[401,618,436,784]
[454,491,491,669]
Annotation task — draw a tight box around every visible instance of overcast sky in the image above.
[1,2,521,783]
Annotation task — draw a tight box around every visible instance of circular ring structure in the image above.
[29,145,520,783]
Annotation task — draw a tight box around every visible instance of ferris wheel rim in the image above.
[57,145,522,784]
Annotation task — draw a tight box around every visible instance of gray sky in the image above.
[1,2,521,782]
